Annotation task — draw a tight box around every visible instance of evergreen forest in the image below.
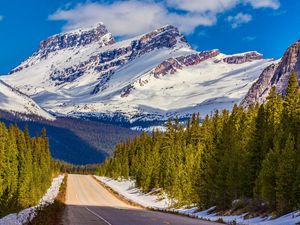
[98,72,300,215]
[0,124,59,217]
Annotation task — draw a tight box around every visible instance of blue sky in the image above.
[0,0,299,74]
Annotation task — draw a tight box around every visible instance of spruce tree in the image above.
[276,134,297,214]
[0,122,53,217]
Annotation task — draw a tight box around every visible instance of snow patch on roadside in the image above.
[95,176,171,209]
[182,207,300,225]
[96,176,300,225]
[0,174,65,225]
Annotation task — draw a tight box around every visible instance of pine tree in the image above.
[283,72,299,135]
[0,123,6,202]
[0,122,54,216]
[292,164,300,209]
[256,141,280,209]
[276,134,297,214]
[2,126,19,212]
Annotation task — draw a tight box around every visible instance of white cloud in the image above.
[49,0,280,37]
[244,36,257,41]
[246,0,280,9]
[49,1,216,37]
[167,0,280,12]
[227,13,252,28]
[167,0,239,13]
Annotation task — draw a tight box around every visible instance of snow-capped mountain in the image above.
[242,39,300,107]
[0,80,54,120]
[2,23,273,122]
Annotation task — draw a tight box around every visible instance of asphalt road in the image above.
[63,174,221,225]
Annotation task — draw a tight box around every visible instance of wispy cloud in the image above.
[49,0,280,37]
[0,16,3,22]
[244,36,257,41]
[245,0,280,9]
[227,13,252,28]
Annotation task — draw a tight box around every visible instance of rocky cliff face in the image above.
[271,40,300,94]
[241,63,279,106]
[242,40,300,107]
[223,51,263,64]
[38,23,115,57]
[10,23,115,75]
[152,50,220,77]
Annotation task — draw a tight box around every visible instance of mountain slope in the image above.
[242,39,300,106]
[2,23,273,121]
[0,80,54,120]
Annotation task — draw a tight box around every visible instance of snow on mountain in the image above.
[242,39,300,107]
[0,80,54,120]
[1,23,273,122]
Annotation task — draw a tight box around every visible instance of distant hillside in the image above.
[0,111,139,164]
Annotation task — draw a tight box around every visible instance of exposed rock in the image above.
[152,50,220,77]
[38,23,115,59]
[223,51,263,64]
[90,71,113,95]
[131,25,188,57]
[177,50,220,66]
[240,63,279,107]
[270,40,300,94]
[9,23,115,75]
[241,40,300,107]
[121,85,134,98]
[153,58,183,77]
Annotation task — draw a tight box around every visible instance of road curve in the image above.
[63,174,221,225]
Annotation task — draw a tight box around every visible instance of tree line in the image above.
[0,124,59,217]
[97,72,300,215]
[58,161,98,174]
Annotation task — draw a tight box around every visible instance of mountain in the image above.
[0,113,138,164]
[0,80,54,120]
[2,23,273,122]
[241,40,300,106]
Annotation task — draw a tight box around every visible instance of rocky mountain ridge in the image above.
[242,40,300,106]
[2,23,273,123]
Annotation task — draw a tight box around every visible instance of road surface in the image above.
[63,174,221,225]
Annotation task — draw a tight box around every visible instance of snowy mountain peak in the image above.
[1,24,273,122]
[9,23,115,75]
[139,24,188,46]
[37,22,114,55]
